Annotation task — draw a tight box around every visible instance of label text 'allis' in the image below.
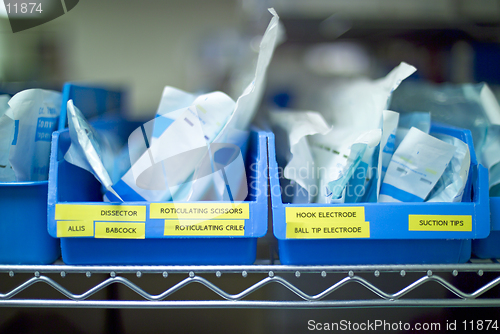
[68,226,85,232]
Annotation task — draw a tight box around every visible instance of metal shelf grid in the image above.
[2,260,500,309]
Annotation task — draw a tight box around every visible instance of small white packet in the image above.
[379,127,456,202]
[426,134,470,202]
[6,89,61,181]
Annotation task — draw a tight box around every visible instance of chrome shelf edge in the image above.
[1,262,500,275]
[0,299,497,309]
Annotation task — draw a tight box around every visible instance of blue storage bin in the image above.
[0,181,60,264]
[47,84,268,265]
[270,123,490,265]
[472,197,500,259]
[0,88,61,265]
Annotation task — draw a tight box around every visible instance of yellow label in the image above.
[409,215,472,232]
[164,220,245,236]
[286,222,370,239]
[95,222,146,239]
[286,206,365,223]
[150,203,249,220]
[55,204,146,222]
[57,220,94,237]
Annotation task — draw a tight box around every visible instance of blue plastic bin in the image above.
[0,88,62,264]
[0,181,60,264]
[472,197,500,259]
[46,84,268,265]
[270,123,490,265]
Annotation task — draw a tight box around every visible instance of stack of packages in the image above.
[390,80,500,197]
[271,63,472,205]
[0,90,61,183]
[63,9,282,203]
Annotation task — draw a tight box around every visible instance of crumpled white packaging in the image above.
[269,62,415,204]
[6,89,61,181]
[64,99,123,200]
[104,91,235,202]
[379,127,456,202]
[320,62,416,129]
[426,134,470,202]
[269,110,331,203]
[317,62,415,202]
[104,8,281,203]
[0,95,15,182]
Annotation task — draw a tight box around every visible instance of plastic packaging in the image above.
[426,133,470,203]
[0,95,15,182]
[64,99,123,200]
[103,8,281,203]
[379,127,456,203]
[4,89,61,181]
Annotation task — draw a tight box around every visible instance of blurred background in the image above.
[0,0,500,333]
[1,0,499,116]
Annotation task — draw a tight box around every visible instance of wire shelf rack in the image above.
[1,260,500,309]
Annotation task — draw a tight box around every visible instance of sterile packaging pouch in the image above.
[105,91,236,202]
[269,62,415,204]
[269,110,331,203]
[0,95,15,182]
[345,110,400,203]
[315,62,415,202]
[5,89,61,181]
[64,99,123,200]
[426,134,470,202]
[103,8,281,203]
[379,127,456,202]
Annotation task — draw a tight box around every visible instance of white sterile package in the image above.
[105,91,236,202]
[379,127,456,203]
[271,63,415,204]
[4,89,61,181]
[64,99,123,200]
[269,110,331,203]
[0,95,14,182]
[318,62,415,203]
[426,134,470,203]
[101,8,281,203]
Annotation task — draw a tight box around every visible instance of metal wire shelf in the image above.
[1,260,500,309]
